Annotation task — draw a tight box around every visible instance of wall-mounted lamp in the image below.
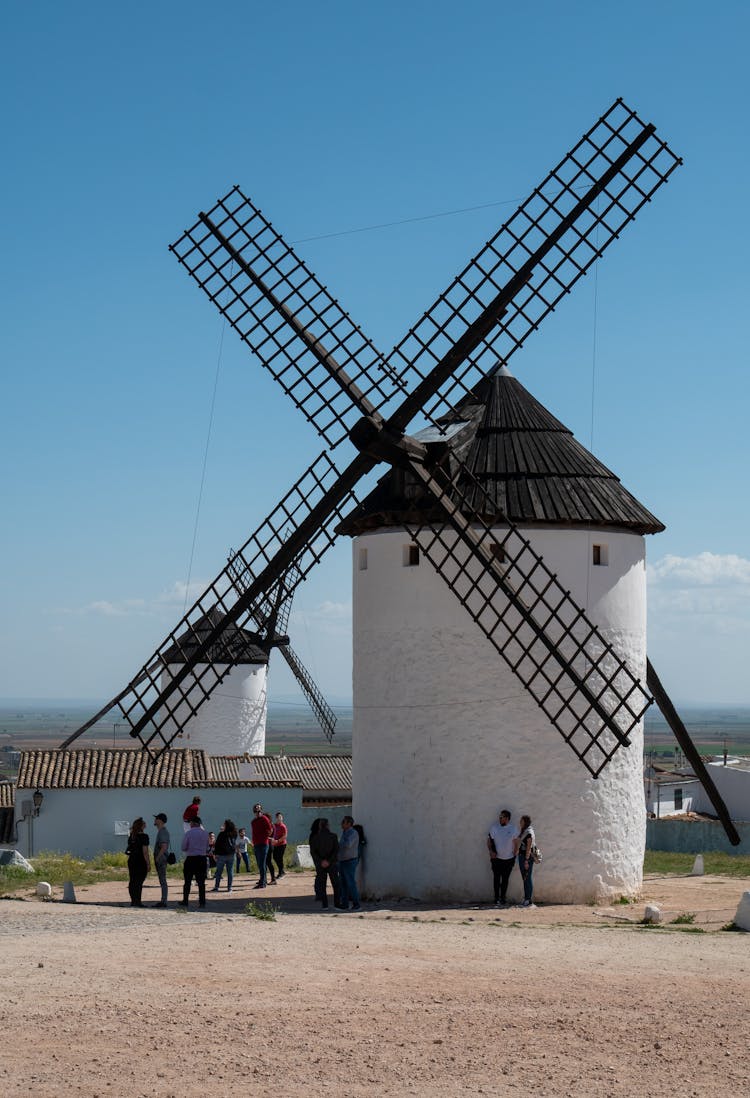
[32,789,44,816]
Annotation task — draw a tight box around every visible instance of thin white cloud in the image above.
[648,552,750,587]
[156,579,211,606]
[289,600,352,635]
[648,552,750,635]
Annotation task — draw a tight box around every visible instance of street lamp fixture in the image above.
[32,789,43,816]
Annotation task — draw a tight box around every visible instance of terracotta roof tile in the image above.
[245,754,352,793]
[15,749,312,791]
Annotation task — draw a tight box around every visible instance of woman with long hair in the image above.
[126,817,150,907]
[213,818,238,892]
[515,814,536,908]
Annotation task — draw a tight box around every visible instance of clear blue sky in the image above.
[2,1,748,708]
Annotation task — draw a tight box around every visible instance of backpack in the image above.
[354,823,367,848]
[531,844,543,865]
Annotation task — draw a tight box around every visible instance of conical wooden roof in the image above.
[339,365,664,535]
[162,608,270,666]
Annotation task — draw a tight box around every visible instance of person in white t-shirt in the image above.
[487,809,518,906]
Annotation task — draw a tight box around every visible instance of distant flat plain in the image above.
[1,702,749,774]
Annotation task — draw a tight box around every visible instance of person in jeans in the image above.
[514,814,536,907]
[152,812,171,908]
[309,818,340,909]
[487,809,518,906]
[338,815,361,910]
[180,816,209,909]
[235,827,251,873]
[250,803,273,889]
[213,820,237,892]
[271,812,288,879]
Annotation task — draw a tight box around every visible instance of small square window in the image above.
[358,547,368,571]
[592,543,608,566]
[403,544,420,567]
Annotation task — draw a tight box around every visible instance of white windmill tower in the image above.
[157,608,270,754]
[340,364,662,903]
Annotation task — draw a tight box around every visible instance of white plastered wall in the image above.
[159,663,267,755]
[352,525,648,904]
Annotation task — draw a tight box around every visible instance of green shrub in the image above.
[244,899,277,921]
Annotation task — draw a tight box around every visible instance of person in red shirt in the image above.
[182,796,201,833]
[250,802,273,888]
[271,811,288,880]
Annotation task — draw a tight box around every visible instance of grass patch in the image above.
[644,851,750,878]
[1,850,130,894]
[615,895,635,905]
[0,849,189,895]
[720,921,746,932]
[670,912,696,925]
[244,899,277,921]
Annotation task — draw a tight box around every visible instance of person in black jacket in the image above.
[309,818,341,909]
[212,819,238,892]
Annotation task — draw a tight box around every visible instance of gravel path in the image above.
[1,872,748,1097]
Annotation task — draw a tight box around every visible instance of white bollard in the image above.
[643,903,662,924]
[62,880,77,903]
[36,881,53,898]
[691,854,705,876]
[734,891,750,931]
[291,844,315,869]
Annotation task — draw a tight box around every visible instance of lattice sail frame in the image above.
[67,98,680,770]
[390,98,681,425]
[404,456,650,776]
[91,452,359,754]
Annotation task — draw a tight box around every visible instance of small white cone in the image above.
[644,903,662,924]
[691,854,705,876]
[36,881,52,898]
[734,892,750,931]
[62,880,77,903]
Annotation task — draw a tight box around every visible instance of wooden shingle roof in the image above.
[338,365,664,536]
[0,781,15,808]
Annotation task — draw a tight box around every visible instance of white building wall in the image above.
[159,663,267,755]
[645,782,697,817]
[12,785,303,861]
[693,763,750,822]
[352,525,648,904]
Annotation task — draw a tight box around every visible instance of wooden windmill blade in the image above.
[276,644,338,744]
[67,99,678,758]
[169,186,403,449]
[63,448,367,755]
[387,98,682,430]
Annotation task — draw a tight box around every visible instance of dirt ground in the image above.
[1,870,748,1098]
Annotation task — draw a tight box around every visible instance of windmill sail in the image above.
[63,97,738,847]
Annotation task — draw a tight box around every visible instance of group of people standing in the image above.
[308,815,364,911]
[179,799,288,908]
[487,810,537,907]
